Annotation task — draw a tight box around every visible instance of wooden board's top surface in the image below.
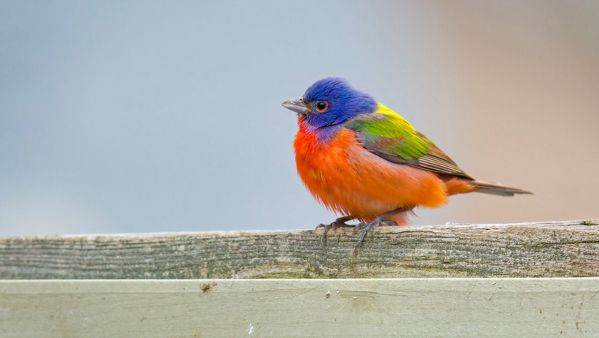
[1,220,598,279]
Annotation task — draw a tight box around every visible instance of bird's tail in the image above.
[470,180,533,197]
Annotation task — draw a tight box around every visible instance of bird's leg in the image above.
[356,206,414,247]
[317,215,360,245]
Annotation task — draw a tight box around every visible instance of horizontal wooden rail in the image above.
[1,220,598,279]
[1,279,599,337]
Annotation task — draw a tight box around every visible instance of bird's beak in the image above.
[282,97,309,115]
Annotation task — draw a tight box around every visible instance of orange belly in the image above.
[294,123,451,223]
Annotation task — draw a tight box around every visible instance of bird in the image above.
[282,77,531,244]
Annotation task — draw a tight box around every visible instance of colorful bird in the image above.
[282,77,531,244]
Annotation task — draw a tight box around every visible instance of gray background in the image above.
[1,0,598,235]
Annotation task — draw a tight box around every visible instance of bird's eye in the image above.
[314,101,328,113]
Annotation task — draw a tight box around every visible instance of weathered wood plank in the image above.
[0,220,598,279]
[1,278,598,338]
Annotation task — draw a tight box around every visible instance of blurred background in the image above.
[1,0,598,235]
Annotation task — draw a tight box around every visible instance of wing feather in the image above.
[344,105,472,179]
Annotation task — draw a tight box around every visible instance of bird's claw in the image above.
[317,216,359,246]
[317,207,408,250]
[354,219,397,254]
[356,219,379,246]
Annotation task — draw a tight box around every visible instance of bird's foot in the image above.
[356,218,397,246]
[356,217,383,247]
[355,206,413,248]
[316,216,360,245]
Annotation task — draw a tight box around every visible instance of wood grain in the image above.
[0,220,598,279]
[1,279,599,337]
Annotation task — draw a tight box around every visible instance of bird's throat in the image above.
[298,118,343,143]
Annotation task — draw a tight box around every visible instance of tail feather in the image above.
[470,181,533,197]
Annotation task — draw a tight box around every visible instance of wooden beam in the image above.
[0,220,598,279]
[1,279,598,337]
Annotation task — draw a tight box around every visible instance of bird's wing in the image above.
[344,104,473,179]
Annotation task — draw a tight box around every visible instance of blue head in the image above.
[282,78,377,129]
